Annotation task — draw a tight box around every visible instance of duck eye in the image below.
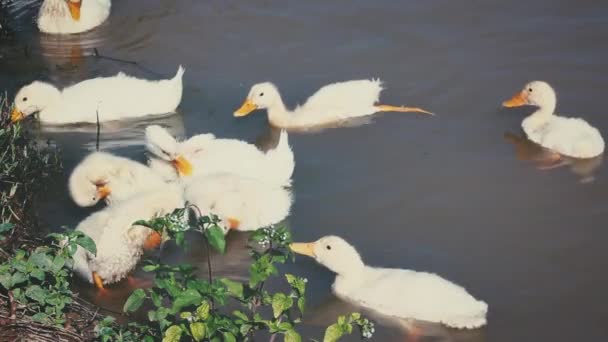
[528,88,533,92]
[259,92,264,97]
[326,245,331,250]
[22,97,27,102]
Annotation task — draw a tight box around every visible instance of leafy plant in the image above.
[116,210,375,341]
[0,229,96,325]
[0,95,61,242]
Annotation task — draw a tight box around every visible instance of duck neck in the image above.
[267,96,290,127]
[37,85,62,120]
[333,261,367,293]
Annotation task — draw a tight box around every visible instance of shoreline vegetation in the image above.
[0,96,374,341]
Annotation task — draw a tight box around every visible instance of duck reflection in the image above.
[305,294,485,342]
[504,132,603,183]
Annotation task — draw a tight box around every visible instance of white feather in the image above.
[185,173,292,231]
[237,79,430,129]
[73,183,184,285]
[38,0,111,34]
[507,81,604,158]
[13,66,184,124]
[295,236,488,329]
[145,125,294,186]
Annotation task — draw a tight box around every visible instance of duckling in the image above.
[145,125,294,186]
[185,173,292,232]
[68,151,166,207]
[503,81,604,159]
[11,66,184,124]
[290,236,488,329]
[234,80,433,129]
[73,183,184,289]
[38,0,111,34]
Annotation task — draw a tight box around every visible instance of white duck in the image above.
[503,81,604,159]
[38,0,111,34]
[72,183,184,289]
[185,173,292,232]
[70,151,292,233]
[234,80,433,129]
[145,125,294,186]
[11,66,184,124]
[290,236,488,329]
[68,151,167,207]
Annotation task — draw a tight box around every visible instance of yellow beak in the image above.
[172,155,193,176]
[67,0,82,21]
[10,108,24,123]
[227,218,240,230]
[234,99,258,117]
[96,184,111,200]
[289,242,316,257]
[503,91,528,108]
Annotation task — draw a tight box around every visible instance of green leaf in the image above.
[123,289,146,312]
[171,289,202,313]
[29,252,53,270]
[162,325,183,342]
[31,312,49,322]
[51,255,66,274]
[195,301,210,321]
[76,235,97,255]
[232,310,249,322]
[30,269,45,281]
[205,226,226,254]
[25,285,47,303]
[143,264,159,272]
[297,297,306,315]
[190,322,206,341]
[222,332,236,342]
[220,278,244,299]
[285,329,302,342]
[271,293,293,319]
[150,290,162,307]
[0,273,12,288]
[0,223,14,234]
[323,324,345,342]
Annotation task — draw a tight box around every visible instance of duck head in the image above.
[145,125,193,176]
[503,81,557,113]
[290,235,365,275]
[234,82,281,117]
[69,152,119,207]
[11,81,60,123]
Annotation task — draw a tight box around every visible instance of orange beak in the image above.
[171,155,193,176]
[234,99,258,117]
[67,0,82,21]
[503,91,529,108]
[10,107,24,123]
[143,231,162,250]
[227,218,240,230]
[92,272,104,289]
[289,242,316,257]
[96,184,111,200]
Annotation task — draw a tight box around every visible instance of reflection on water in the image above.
[504,132,603,183]
[3,1,608,341]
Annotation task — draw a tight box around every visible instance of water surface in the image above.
[2,1,608,341]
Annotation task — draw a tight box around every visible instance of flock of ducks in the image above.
[9,0,606,334]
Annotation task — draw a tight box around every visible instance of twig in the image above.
[93,48,137,65]
[95,108,100,152]
[188,204,214,283]
[7,290,16,319]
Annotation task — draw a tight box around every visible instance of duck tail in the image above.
[174,65,186,81]
[264,130,295,186]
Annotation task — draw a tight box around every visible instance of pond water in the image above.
[2,0,608,341]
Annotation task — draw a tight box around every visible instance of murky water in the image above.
[2,0,608,340]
